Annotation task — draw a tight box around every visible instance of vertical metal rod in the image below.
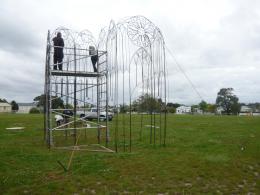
[140,51,144,142]
[44,30,51,146]
[55,79,58,97]
[123,108,126,151]
[65,61,69,140]
[163,43,167,147]
[129,54,132,152]
[84,79,86,141]
[105,52,109,147]
[86,79,88,98]
[153,51,156,146]
[81,80,83,102]
[153,112,156,145]
[73,44,77,145]
[49,73,53,147]
[44,30,48,142]
[140,114,143,141]
[150,107,153,144]
[160,111,162,145]
[97,50,101,144]
[61,78,63,99]
[114,33,118,152]
[150,50,153,144]
[122,36,126,152]
[91,80,93,101]
[130,102,132,152]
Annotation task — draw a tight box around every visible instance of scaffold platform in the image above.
[51,70,104,77]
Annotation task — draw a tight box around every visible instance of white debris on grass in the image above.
[5,127,25,130]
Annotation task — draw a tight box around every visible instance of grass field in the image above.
[0,113,259,194]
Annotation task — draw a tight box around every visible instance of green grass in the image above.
[0,113,259,194]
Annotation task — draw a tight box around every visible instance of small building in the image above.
[252,111,260,116]
[193,108,203,114]
[176,106,191,114]
[239,106,253,116]
[17,103,37,113]
[0,102,12,113]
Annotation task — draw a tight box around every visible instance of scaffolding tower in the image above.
[44,29,113,153]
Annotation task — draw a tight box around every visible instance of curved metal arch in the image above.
[98,27,109,50]
[78,30,97,48]
[127,47,152,95]
[51,27,76,48]
[106,20,117,43]
[129,47,152,66]
[153,27,165,43]
[51,27,97,49]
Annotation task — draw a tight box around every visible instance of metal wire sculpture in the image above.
[99,15,167,152]
[44,16,167,152]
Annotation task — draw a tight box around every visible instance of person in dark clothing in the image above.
[89,46,98,72]
[52,32,64,70]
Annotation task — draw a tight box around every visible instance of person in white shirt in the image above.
[89,46,98,72]
[55,115,64,126]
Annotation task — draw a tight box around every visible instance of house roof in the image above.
[240,106,252,112]
[18,102,36,107]
[177,106,191,109]
[0,102,11,107]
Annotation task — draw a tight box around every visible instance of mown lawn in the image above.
[0,113,259,194]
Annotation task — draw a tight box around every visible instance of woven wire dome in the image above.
[51,27,96,48]
[49,27,101,108]
[98,15,166,101]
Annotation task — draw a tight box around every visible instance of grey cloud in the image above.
[0,69,43,102]
[0,12,42,58]
[169,67,260,104]
[1,0,260,105]
[201,48,233,68]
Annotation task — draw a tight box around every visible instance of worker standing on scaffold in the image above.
[52,32,64,70]
[89,46,98,72]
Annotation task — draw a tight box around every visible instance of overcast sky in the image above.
[0,0,259,104]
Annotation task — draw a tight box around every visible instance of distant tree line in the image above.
[1,88,259,115]
[120,94,165,113]
[34,94,64,109]
[166,88,258,115]
[117,88,241,115]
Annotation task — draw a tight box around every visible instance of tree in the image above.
[199,100,207,113]
[137,94,162,113]
[10,100,19,111]
[167,103,180,109]
[131,100,139,112]
[67,104,74,109]
[127,94,164,113]
[34,94,64,109]
[207,104,216,113]
[191,105,199,113]
[231,102,241,115]
[0,98,8,103]
[216,88,239,115]
[29,107,40,114]
[167,107,176,113]
[120,104,129,113]
[34,95,45,107]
